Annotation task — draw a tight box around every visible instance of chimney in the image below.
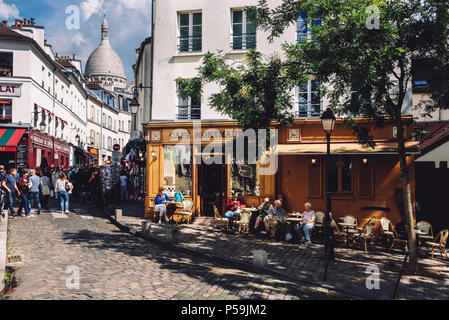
[73,54,76,60]
[44,40,47,45]
[30,18,35,26]
[23,18,27,25]
[19,22,23,29]
[56,53,58,58]
[14,19,20,27]
[2,21,7,27]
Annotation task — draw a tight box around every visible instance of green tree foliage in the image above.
[249,0,449,272]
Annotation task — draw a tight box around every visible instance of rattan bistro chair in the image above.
[353,217,377,252]
[424,229,448,259]
[379,217,394,242]
[332,219,348,245]
[213,205,229,232]
[235,210,252,234]
[174,200,194,224]
[390,226,408,253]
[416,221,434,245]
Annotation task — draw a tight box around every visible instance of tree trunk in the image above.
[395,117,418,273]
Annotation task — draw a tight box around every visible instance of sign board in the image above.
[113,144,121,151]
[111,151,120,164]
[0,83,21,97]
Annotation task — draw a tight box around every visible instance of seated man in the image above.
[155,187,170,224]
[253,197,272,232]
[265,200,286,238]
[295,202,316,245]
[224,195,241,219]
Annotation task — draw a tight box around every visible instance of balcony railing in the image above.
[178,36,202,52]
[231,33,256,50]
[177,105,201,120]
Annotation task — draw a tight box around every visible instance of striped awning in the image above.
[0,128,26,147]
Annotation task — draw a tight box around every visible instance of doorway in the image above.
[198,163,227,216]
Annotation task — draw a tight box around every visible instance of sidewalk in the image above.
[0,213,7,293]
[110,201,449,300]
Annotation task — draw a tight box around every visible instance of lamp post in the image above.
[321,108,336,281]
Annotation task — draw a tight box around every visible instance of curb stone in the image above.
[0,213,8,293]
[100,208,375,300]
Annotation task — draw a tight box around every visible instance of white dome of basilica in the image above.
[85,16,127,89]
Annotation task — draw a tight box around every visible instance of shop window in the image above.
[0,99,12,123]
[231,162,260,196]
[163,145,192,196]
[328,155,353,193]
[0,52,13,77]
[307,156,322,197]
[358,157,373,197]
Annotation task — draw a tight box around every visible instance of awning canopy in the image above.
[0,128,26,147]
[275,141,420,155]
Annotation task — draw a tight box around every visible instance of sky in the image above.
[0,0,152,84]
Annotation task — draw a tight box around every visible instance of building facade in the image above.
[0,18,131,169]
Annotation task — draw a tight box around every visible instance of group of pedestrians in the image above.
[0,165,73,217]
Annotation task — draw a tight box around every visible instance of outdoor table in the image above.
[164,201,182,222]
[289,213,303,218]
[338,222,358,247]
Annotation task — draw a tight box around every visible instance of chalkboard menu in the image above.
[17,144,28,167]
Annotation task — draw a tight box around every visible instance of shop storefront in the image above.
[0,126,27,170]
[143,118,419,224]
[29,129,70,169]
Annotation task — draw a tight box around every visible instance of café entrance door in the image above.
[198,163,227,217]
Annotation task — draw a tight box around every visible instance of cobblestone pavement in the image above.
[116,202,449,300]
[2,202,352,300]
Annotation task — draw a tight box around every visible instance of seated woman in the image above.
[155,187,170,224]
[295,202,316,245]
[253,197,272,232]
[224,195,241,219]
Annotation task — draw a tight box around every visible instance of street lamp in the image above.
[321,108,336,281]
[129,98,140,115]
[39,119,46,132]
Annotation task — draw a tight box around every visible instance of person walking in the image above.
[120,171,129,201]
[2,168,21,217]
[40,169,52,210]
[17,171,31,217]
[28,169,43,215]
[0,165,6,218]
[55,173,72,214]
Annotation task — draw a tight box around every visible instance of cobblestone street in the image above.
[2,202,349,300]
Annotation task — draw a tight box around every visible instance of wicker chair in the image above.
[235,210,252,234]
[353,217,377,252]
[416,221,434,246]
[379,217,394,242]
[390,226,408,253]
[424,229,448,259]
[213,205,229,232]
[174,200,194,224]
[332,219,348,245]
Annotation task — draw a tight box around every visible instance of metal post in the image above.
[323,132,335,281]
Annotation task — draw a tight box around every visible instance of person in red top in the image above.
[17,171,31,216]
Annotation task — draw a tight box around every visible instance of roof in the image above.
[56,59,74,68]
[415,121,449,156]
[0,23,31,41]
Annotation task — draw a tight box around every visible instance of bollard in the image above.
[141,220,151,235]
[165,227,178,243]
[115,209,122,221]
[253,250,268,268]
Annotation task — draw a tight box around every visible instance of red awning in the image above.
[0,128,26,147]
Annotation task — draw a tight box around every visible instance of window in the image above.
[328,155,353,193]
[0,99,12,123]
[0,52,13,77]
[108,116,112,129]
[128,120,131,133]
[108,137,112,149]
[177,80,201,120]
[231,10,256,50]
[178,12,202,52]
[297,12,321,43]
[231,162,260,196]
[163,145,192,196]
[298,80,321,117]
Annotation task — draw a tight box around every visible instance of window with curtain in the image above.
[163,145,192,196]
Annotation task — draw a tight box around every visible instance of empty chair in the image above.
[213,205,229,232]
[353,217,377,252]
[235,210,252,234]
[174,200,194,224]
[390,225,408,253]
[416,221,434,245]
[341,215,358,235]
[315,211,325,227]
[424,229,448,259]
[379,217,394,241]
[332,219,349,245]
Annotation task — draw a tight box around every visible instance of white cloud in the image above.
[0,0,19,19]
[72,33,87,46]
[80,0,104,21]
[117,0,151,12]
